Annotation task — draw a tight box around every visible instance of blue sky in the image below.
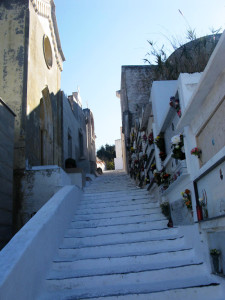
[54,0,225,150]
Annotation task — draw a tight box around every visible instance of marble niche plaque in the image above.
[170,199,194,226]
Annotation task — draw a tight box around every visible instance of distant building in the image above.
[63,90,96,175]
[114,128,124,170]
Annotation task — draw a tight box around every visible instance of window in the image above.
[43,35,53,69]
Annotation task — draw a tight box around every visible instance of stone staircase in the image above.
[38,171,223,299]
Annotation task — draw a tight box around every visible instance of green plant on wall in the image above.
[160,202,170,219]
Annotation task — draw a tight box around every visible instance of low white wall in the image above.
[68,173,83,188]
[114,157,124,170]
[0,185,82,300]
[21,166,71,225]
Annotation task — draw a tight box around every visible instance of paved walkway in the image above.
[39,171,223,299]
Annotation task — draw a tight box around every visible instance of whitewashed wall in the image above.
[0,185,82,300]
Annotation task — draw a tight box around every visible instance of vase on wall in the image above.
[211,254,220,274]
[196,206,203,221]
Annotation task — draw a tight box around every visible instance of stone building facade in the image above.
[0,0,65,231]
[0,99,15,249]
[0,1,96,234]
[63,90,96,174]
[118,65,156,171]
[83,108,97,174]
[0,0,65,170]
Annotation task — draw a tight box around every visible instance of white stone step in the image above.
[76,201,159,214]
[70,213,167,228]
[67,220,169,237]
[81,196,153,207]
[48,248,199,279]
[61,228,180,249]
[41,265,218,299]
[38,172,223,300]
[72,207,161,221]
[78,198,157,210]
[55,236,186,261]
[83,191,150,199]
[82,285,224,300]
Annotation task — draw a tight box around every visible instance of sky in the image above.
[54,0,225,151]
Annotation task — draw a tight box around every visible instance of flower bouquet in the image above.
[153,170,161,186]
[159,151,166,161]
[191,147,201,158]
[171,134,185,160]
[148,132,154,145]
[160,171,171,188]
[150,163,156,172]
[181,189,192,209]
[154,135,165,151]
[169,96,181,118]
[142,134,147,142]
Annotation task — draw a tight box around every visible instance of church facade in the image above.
[0,0,96,242]
[0,0,65,170]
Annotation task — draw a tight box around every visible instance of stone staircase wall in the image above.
[0,185,82,300]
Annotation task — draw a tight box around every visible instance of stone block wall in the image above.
[0,99,15,249]
[0,0,29,170]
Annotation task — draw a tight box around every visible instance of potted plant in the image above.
[210,249,221,274]
[160,202,170,218]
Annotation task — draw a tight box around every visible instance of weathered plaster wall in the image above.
[120,66,155,128]
[62,92,89,172]
[119,66,156,172]
[19,166,71,227]
[0,0,29,170]
[83,108,96,173]
[26,3,62,167]
[0,99,15,249]
[0,1,64,170]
